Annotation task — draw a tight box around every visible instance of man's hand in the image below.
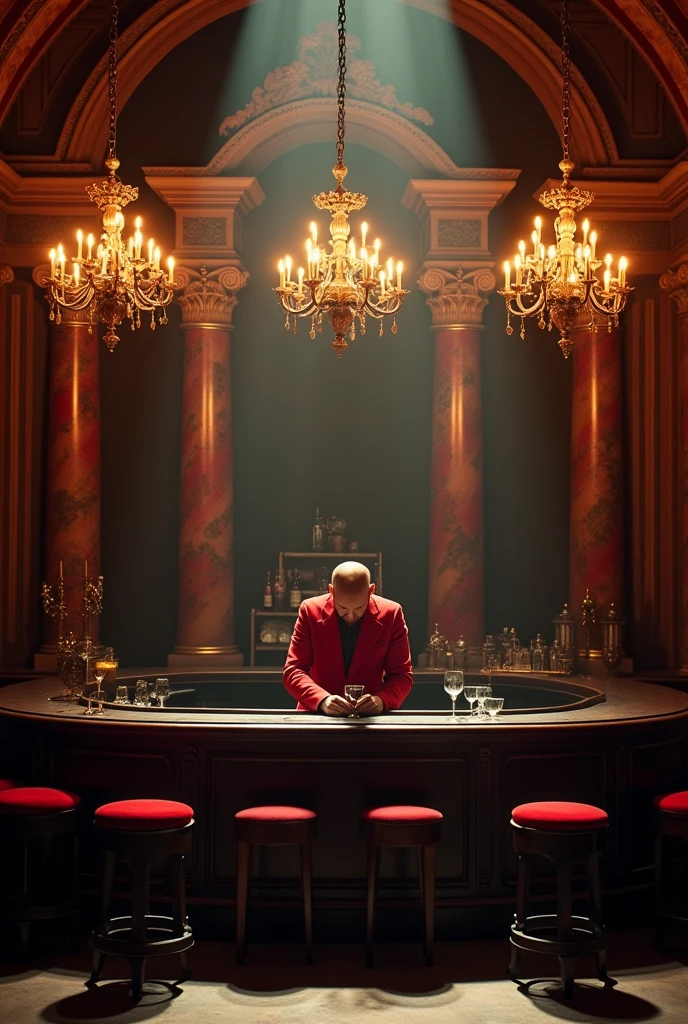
[320,694,355,716]
[354,694,384,716]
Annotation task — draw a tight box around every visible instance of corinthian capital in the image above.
[660,263,688,315]
[0,263,14,287]
[175,264,249,329]
[417,265,496,330]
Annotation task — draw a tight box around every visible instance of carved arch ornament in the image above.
[2,0,630,174]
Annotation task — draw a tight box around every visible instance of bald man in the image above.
[283,561,413,715]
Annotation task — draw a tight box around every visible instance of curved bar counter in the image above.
[1,672,687,933]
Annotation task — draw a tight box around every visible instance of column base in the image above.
[168,645,243,668]
[34,647,58,674]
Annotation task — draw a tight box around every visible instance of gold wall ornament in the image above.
[274,0,408,357]
[42,2,174,351]
[418,267,495,330]
[498,0,630,357]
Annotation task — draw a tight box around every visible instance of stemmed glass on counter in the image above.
[443,671,464,721]
[84,661,106,716]
[483,697,504,721]
[474,685,493,719]
[152,678,170,708]
[344,684,364,717]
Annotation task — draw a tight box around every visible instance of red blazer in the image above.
[283,593,413,712]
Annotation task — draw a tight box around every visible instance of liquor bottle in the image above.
[273,570,287,612]
[263,571,273,609]
[312,507,325,552]
[289,570,302,609]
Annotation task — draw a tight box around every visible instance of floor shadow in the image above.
[517,978,661,1021]
[39,980,182,1022]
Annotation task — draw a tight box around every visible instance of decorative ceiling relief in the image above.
[218,20,433,137]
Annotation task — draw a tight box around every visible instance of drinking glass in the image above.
[475,685,493,719]
[153,678,170,707]
[84,687,105,715]
[483,696,504,721]
[134,680,150,707]
[114,685,130,705]
[464,685,478,716]
[344,684,364,717]
[443,670,464,721]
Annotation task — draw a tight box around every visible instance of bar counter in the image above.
[1,672,687,933]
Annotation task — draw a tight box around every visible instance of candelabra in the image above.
[43,3,174,351]
[498,0,630,357]
[274,0,407,357]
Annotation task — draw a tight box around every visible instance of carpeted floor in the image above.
[1,929,687,1024]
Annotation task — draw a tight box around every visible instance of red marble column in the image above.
[660,263,688,670]
[569,323,624,644]
[170,266,247,665]
[420,267,493,645]
[39,309,101,657]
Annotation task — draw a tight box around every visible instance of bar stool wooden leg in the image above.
[300,842,313,965]
[587,850,607,979]
[236,840,250,965]
[366,842,379,967]
[99,849,117,926]
[421,844,436,966]
[508,854,529,978]
[130,957,145,1003]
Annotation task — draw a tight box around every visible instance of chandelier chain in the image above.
[107,2,118,161]
[560,0,571,163]
[336,0,347,169]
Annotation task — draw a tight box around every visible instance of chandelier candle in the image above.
[274,0,408,357]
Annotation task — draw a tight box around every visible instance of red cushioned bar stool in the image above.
[362,805,443,967]
[235,805,317,965]
[89,799,194,1001]
[0,785,81,954]
[654,790,688,948]
[508,801,610,999]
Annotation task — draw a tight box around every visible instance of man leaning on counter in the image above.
[283,561,413,715]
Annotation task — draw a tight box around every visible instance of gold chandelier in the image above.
[498,0,630,358]
[275,0,407,358]
[45,2,174,352]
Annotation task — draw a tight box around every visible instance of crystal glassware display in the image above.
[134,679,150,706]
[114,685,129,705]
[443,670,464,721]
[483,696,504,721]
[344,683,364,717]
[152,677,170,707]
[464,685,478,716]
[475,685,493,718]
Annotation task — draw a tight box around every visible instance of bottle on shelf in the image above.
[289,570,302,609]
[273,570,287,611]
[312,507,326,552]
[263,571,273,609]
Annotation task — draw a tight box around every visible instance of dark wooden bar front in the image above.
[1,674,687,939]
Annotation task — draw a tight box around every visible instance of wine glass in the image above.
[464,685,478,717]
[483,696,504,721]
[344,684,364,717]
[443,670,464,721]
[153,678,170,707]
[475,685,493,719]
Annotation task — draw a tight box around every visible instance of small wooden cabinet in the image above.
[249,551,383,666]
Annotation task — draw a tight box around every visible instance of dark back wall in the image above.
[94,0,570,665]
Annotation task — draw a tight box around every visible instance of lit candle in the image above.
[285,255,292,283]
[128,236,134,258]
[310,221,318,244]
[148,238,154,265]
[396,261,403,290]
[575,245,582,262]
[360,248,368,278]
[154,246,161,271]
[278,259,285,288]
[379,270,386,296]
[168,256,174,284]
[135,217,142,259]
[85,233,94,262]
[535,216,542,247]
[306,238,312,278]
[604,253,612,271]
[49,248,56,278]
[531,229,538,254]
[589,231,597,260]
[77,229,83,261]
[619,256,627,288]
[58,245,66,278]
[514,254,522,286]
[583,244,591,277]
[297,266,304,295]
[361,222,368,247]
[604,268,611,292]
[503,260,511,289]
[349,239,356,259]
[313,249,320,279]
[73,262,80,285]
[539,243,545,261]
[518,239,526,260]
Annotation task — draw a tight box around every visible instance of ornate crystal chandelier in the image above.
[498,0,630,357]
[45,2,174,352]
[275,0,407,357]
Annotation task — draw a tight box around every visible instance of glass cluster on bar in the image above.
[275,164,407,358]
[498,159,630,358]
[46,157,175,352]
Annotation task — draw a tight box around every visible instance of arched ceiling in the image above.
[0,0,686,174]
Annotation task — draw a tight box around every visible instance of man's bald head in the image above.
[329,561,375,624]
